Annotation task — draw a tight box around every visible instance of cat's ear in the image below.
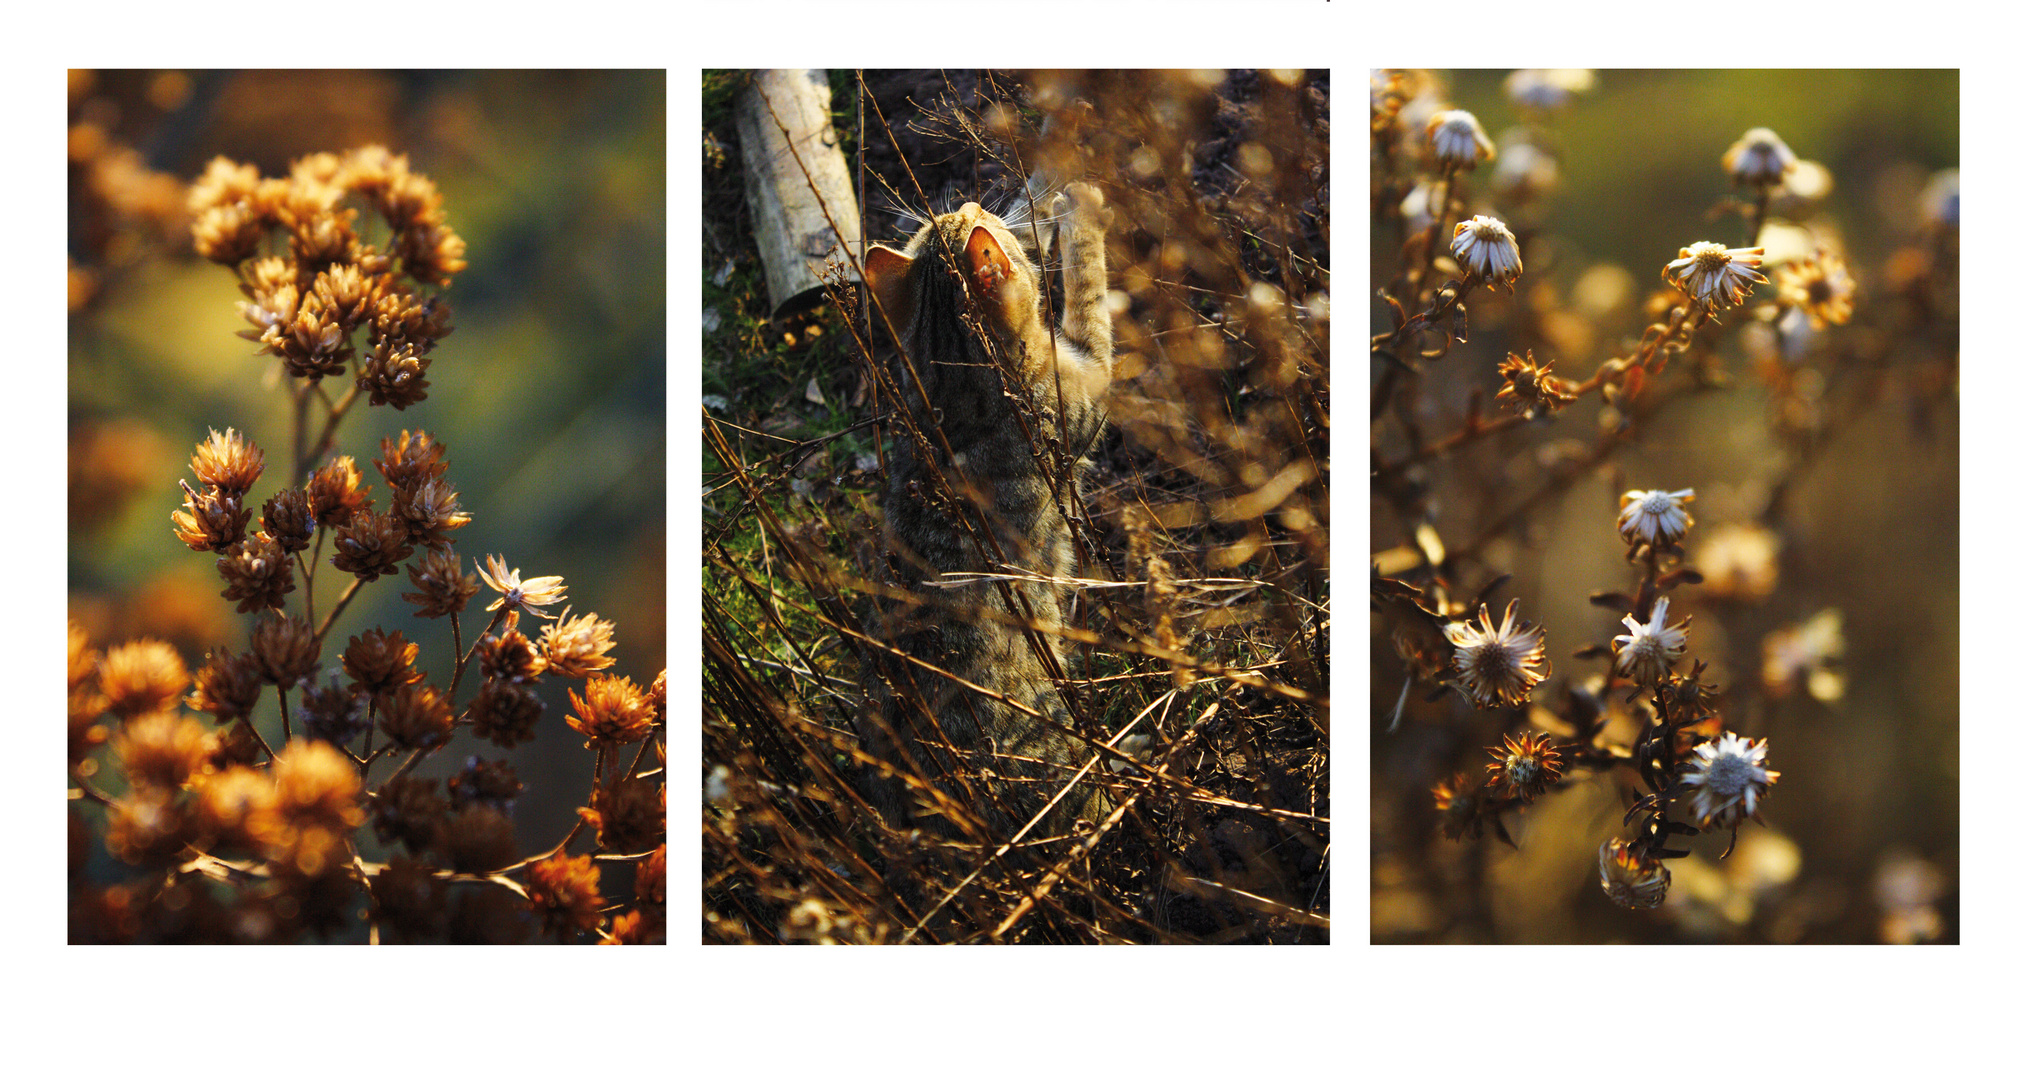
[965,226,1013,294]
[862,244,915,330]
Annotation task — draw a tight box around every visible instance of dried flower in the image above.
[1503,69,1594,111]
[469,678,545,748]
[1485,731,1564,802]
[358,339,432,410]
[479,624,546,684]
[438,806,518,874]
[637,843,666,906]
[477,555,568,621]
[375,430,450,490]
[1441,599,1551,709]
[402,547,480,619]
[330,510,414,582]
[579,776,664,853]
[187,647,265,722]
[1599,838,1671,909]
[371,776,447,852]
[540,610,618,679]
[388,475,471,548]
[297,672,371,746]
[216,531,295,613]
[370,856,449,944]
[566,674,656,746]
[447,758,522,814]
[1495,351,1578,416]
[1431,773,1482,840]
[1662,242,1768,312]
[1617,487,1696,546]
[260,487,317,554]
[97,639,190,719]
[1680,731,1779,830]
[377,682,454,751]
[190,765,281,852]
[113,711,218,792]
[250,613,320,687]
[305,456,372,526]
[526,852,605,936]
[1722,127,1797,187]
[1696,523,1780,602]
[1425,109,1495,169]
[1613,596,1690,685]
[189,428,265,496]
[1450,216,1522,292]
[171,482,251,552]
[340,628,423,698]
[1778,251,1856,329]
[270,738,365,836]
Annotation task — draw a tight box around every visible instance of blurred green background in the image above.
[1371,70,1957,943]
[68,69,666,851]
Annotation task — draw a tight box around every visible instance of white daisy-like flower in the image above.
[1722,127,1797,187]
[1425,109,1495,169]
[1451,215,1523,289]
[1663,241,1769,312]
[1613,596,1689,685]
[1617,487,1695,546]
[1598,837,1671,910]
[1441,599,1550,709]
[1679,731,1780,830]
[1504,69,1595,111]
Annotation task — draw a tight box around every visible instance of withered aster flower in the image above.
[477,554,568,620]
[1599,838,1671,909]
[216,531,295,613]
[1495,351,1578,416]
[1425,109,1495,169]
[68,620,98,691]
[171,481,251,552]
[113,711,219,793]
[566,674,656,746]
[261,487,316,553]
[1450,215,1522,290]
[189,428,265,496]
[526,852,605,936]
[1722,127,1797,187]
[1441,599,1551,709]
[1617,487,1696,546]
[1679,731,1780,830]
[250,613,321,687]
[479,624,545,684]
[331,510,415,582]
[540,610,618,680]
[190,765,281,852]
[469,678,545,748]
[340,628,424,698]
[1697,522,1780,602]
[98,639,190,720]
[378,682,455,751]
[270,738,364,835]
[188,647,265,722]
[402,546,480,619]
[1613,597,1690,685]
[1662,242,1768,312]
[1778,251,1856,330]
[1431,773,1484,841]
[305,456,372,526]
[1503,68,1594,111]
[1485,731,1564,802]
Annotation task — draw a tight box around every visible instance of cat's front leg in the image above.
[1057,181,1114,375]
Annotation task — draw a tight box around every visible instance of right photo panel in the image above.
[1371,70,1957,943]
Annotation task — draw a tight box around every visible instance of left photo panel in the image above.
[67,70,667,944]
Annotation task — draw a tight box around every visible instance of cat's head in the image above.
[861,188,1063,340]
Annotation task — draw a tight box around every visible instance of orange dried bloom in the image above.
[68,620,99,691]
[250,613,320,687]
[469,678,545,748]
[191,765,282,852]
[98,639,190,719]
[270,739,365,835]
[540,610,618,679]
[187,647,265,721]
[171,481,251,552]
[374,430,449,491]
[216,531,295,613]
[389,475,471,548]
[578,776,665,853]
[1485,731,1565,802]
[478,623,545,684]
[113,711,219,792]
[189,427,265,496]
[636,843,666,906]
[1494,351,1579,416]
[340,628,423,697]
[477,554,567,619]
[566,674,656,747]
[377,682,454,750]
[402,546,479,619]
[526,852,605,936]
[331,510,414,581]
[305,456,372,526]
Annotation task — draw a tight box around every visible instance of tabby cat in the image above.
[859,180,1115,836]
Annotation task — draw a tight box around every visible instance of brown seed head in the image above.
[297,673,371,746]
[192,202,264,264]
[190,765,282,852]
[171,481,251,552]
[468,677,545,748]
[331,510,414,582]
[216,531,296,613]
[250,613,320,686]
[113,711,219,792]
[370,855,449,944]
[371,775,448,852]
[305,456,372,526]
[378,682,454,750]
[358,339,431,410]
[271,738,364,835]
[389,475,471,549]
[260,487,316,553]
[636,843,666,906]
[189,428,265,496]
[525,852,605,936]
[578,776,665,853]
[188,156,263,216]
[187,647,265,722]
[479,625,545,684]
[1485,731,1565,803]
[447,758,523,813]
[437,806,519,874]
[340,628,423,698]
[375,430,449,490]
[402,546,479,619]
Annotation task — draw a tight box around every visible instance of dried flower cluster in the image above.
[71,148,666,944]
[1372,71,1952,942]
